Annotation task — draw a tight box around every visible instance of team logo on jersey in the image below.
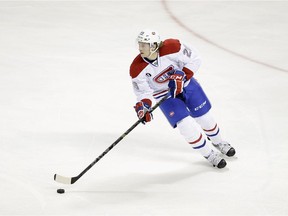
[154,66,175,83]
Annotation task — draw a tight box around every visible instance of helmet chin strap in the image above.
[148,44,159,59]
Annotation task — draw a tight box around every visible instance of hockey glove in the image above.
[168,70,186,99]
[134,99,153,124]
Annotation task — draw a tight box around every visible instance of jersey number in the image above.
[183,47,192,58]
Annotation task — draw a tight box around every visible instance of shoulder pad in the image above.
[159,39,181,57]
[130,55,148,78]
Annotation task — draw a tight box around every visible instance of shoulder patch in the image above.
[159,39,181,57]
[130,55,148,78]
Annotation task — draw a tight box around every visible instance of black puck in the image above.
[57,188,65,194]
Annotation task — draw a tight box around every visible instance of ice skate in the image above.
[205,150,227,168]
[213,141,236,157]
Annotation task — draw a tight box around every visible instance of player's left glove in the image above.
[134,99,153,124]
[168,70,186,99]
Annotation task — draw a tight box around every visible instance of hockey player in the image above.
[130,29,235,168]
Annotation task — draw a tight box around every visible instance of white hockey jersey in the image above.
[130,39,202,104]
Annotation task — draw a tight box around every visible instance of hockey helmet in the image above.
[137,29,161,46]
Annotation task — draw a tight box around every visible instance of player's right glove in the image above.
[168,70,186,99]
[134,99,153,124]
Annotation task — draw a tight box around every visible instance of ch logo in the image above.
[154,65,175,83]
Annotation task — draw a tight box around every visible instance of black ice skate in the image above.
[205,150,227,168]
[213,141,236,157]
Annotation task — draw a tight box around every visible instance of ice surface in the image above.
[0,1,287,215]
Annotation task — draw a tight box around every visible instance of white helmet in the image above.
[137,29,161,46]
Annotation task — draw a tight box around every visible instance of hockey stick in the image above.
[54,95,168,184]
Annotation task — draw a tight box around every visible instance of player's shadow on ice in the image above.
[69,164,230,204]
[73,162,228,189]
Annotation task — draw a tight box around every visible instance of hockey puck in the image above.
[57,189,65,194]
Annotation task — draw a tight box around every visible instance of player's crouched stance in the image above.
[130,30,236,168]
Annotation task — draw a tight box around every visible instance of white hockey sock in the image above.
[195,111,222,144]
[177,116,212,157]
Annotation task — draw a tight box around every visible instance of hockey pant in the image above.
[159,78,222,153]
[159,78,212,128]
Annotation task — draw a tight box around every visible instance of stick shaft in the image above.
[54,95,168,184]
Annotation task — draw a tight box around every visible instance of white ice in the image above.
[0,1,288,215]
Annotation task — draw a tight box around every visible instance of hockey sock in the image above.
[177,116,212,157]
[194,111,222,144]
[190,137,213,157]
